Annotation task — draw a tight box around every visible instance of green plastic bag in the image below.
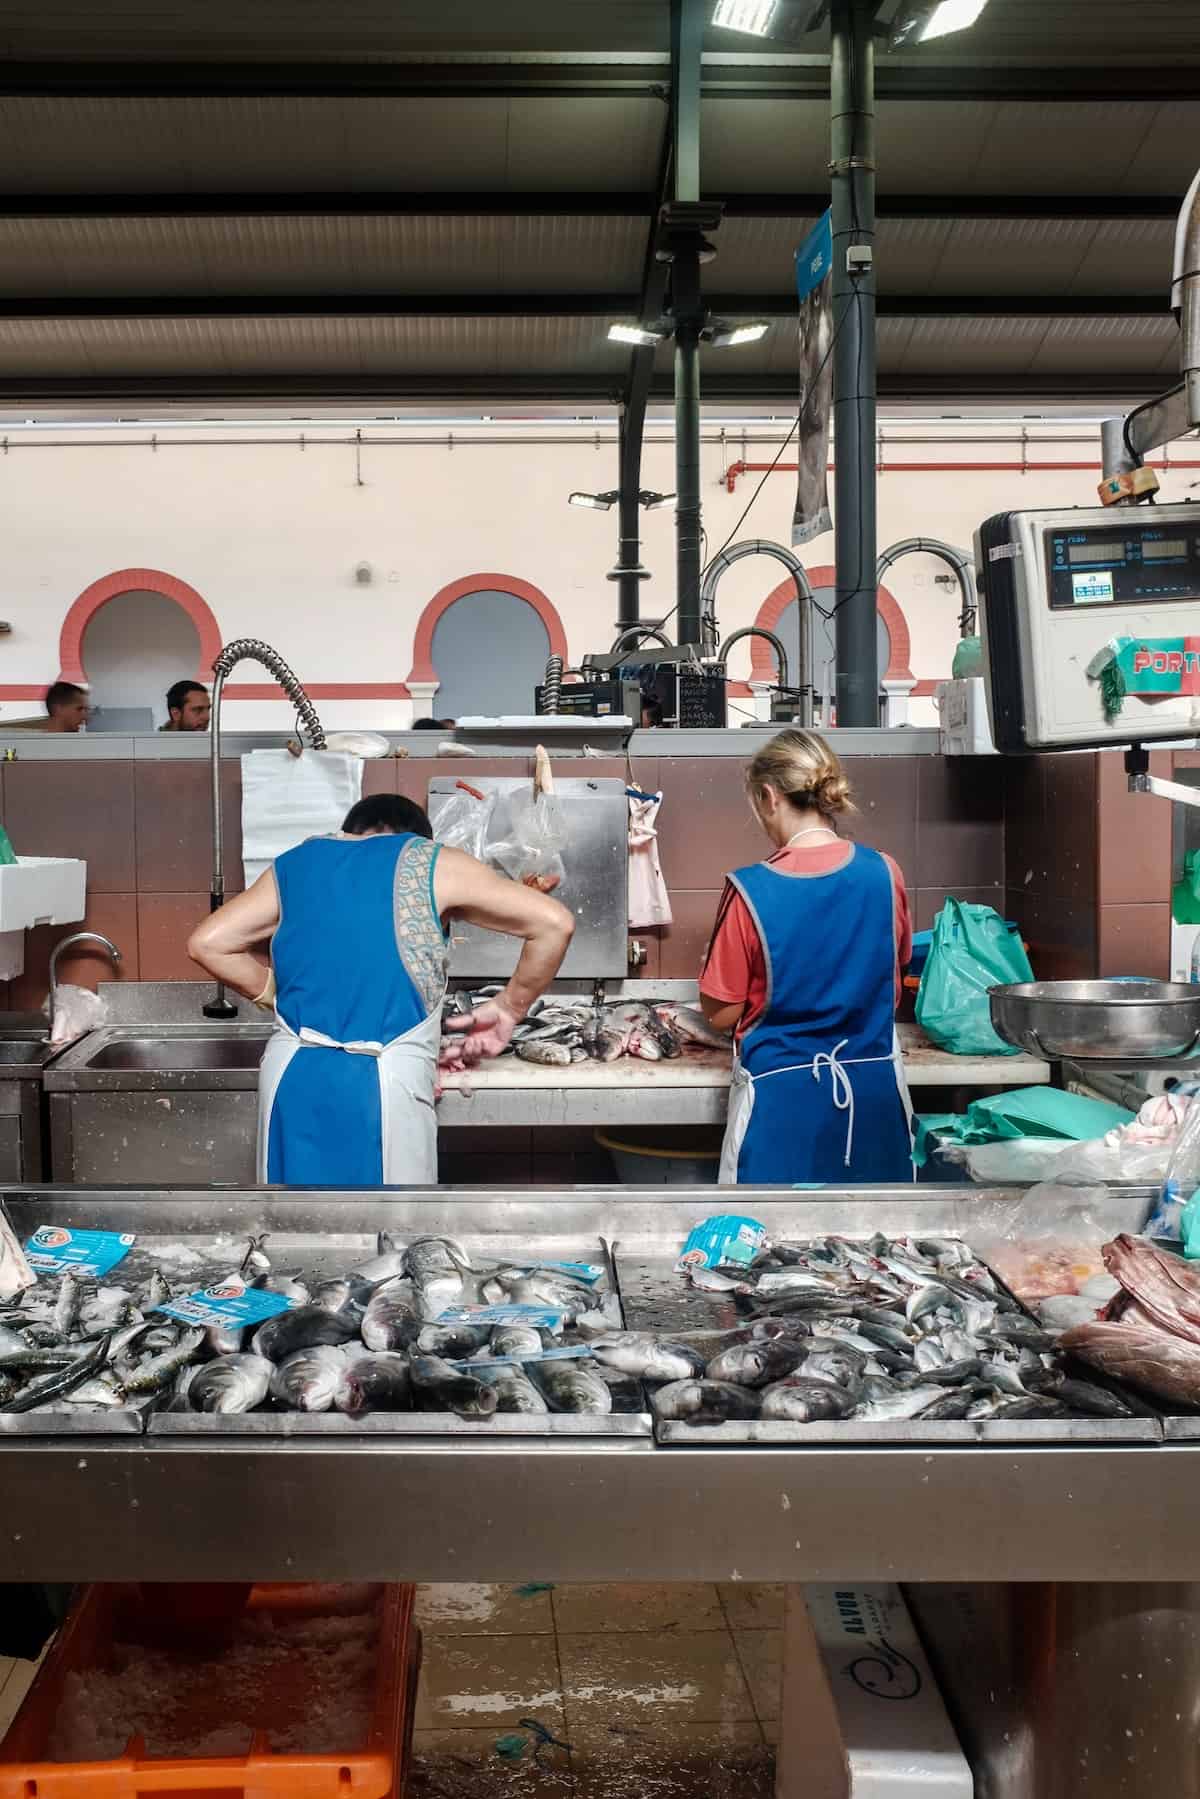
[1173,849,1200,925]
[951,635,984,679]
[0,826,16,868]
[915,898,1034,1057]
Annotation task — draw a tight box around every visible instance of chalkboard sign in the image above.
[677,668,728,729]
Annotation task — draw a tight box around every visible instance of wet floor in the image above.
[409,1582,780,1798]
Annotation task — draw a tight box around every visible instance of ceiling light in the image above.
[889,0,989,44]
[712,0,778,35]
[608,321,669,347]
[569,491,618,511]
[704,320,772,348]
[639,490,677,510]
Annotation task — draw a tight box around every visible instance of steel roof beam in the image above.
[0,58,1194,102]
[0,191,1180,222]
[0,294,1166,318]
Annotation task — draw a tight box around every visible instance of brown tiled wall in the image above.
[0,750,1007,1005]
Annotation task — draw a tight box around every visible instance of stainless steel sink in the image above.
[0,1023,55,1180]
[44,1024,273,1184]
[0,1035,54,1071]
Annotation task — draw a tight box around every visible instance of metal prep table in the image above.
[0,1180,1182,1588]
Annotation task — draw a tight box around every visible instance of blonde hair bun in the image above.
[746,727,855,821]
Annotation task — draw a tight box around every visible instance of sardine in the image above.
[121,1327,206,1395]
[362,1283,421,1351]
[2,1332,113,1413]
[529,1359,613,1415]
[411,1354,499,1420]
[139,1269,174,1312]
[188,1354,273,1415]
[253,1304,359,1362]
[651,1378,760,1424]
[270,1345,347,1412]
[334,1351,412,1416]
[588,1332,704,1382]
[759,1377,858,1423]
[478,1363,549,1414]
[53,1271,83,1338]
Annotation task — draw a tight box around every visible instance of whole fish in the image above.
[478,1364,549,1414]
[139,1269,173,1312]
[657,1005,730,1051]
[80,1287,138,1335]
[418,1322,492,1359]
[120,1327,206,1395]
[1062,1318,1200,1408]
[588,1332,704,1382]
[53,1271,83,1338]
[801,1341,870,1389]
[2,1332,113,1413]
[651,1378,760,1425]
[350,1233,408,1286]
[1037,1374,1135,1418]
[516,1039,573,1067]
[253,1304,359,1362]
[411,1354,498,1420]
[856,1378,948,1421]
[239,1234,271,1279]
[334,1351,412,1416]
[362,1283,421,1351]
[270,1346,347,1412]
[188,1354,273,1415]
[686,1267,753,1295]
[489,1322,545,1360]
[254,1272,311,1306]
[759,1377,858,1423]
[902,1357,983,1388]
[58,1374,127,1409]
[405,1236,472,1275]
[706,1339,810,1389]
[580,1011,624,1062]
[0,1345,88,1372]
[989,1395,1070,1420]
[919,1390,979,1420]
[530,1359,613,1416]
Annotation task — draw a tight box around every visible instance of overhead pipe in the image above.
[1121,163,1200,461]
[876,537,976,637]
[610,624,672,655]
[700,538,813,721]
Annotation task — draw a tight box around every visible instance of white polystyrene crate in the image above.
[0,857,86,932]
[937,677,997,756]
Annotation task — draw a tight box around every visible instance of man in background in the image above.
[44,681,89,732]
[161,680,211,732]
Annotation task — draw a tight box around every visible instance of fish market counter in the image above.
[437,1023,1050,1127]
[4,1182,1200,1587]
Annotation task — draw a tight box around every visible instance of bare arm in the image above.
[187,872,280,1001]
[700,993,744,1035]
[435,846,574,1061]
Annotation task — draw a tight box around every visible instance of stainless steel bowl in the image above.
[990,979,1200,1063]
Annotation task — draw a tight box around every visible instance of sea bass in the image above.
[188,1354,273,1415]
[334,1351,412,1416]
[411,1354,499,1420]
[651,1378,760,1425]
[587,1332,704,1382]
[269,1346,347,1412]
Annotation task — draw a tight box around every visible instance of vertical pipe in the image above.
[1100,416,1137,477]
[615,406,644,630]
[670,0,705,648]
[675,311,703,645]
[830,0,878,727]
[670,0,701,205]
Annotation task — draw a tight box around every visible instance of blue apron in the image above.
[257,833,446,1186]
[718,844,913,1185]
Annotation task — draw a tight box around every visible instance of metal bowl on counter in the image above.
[990,979,1200,1064]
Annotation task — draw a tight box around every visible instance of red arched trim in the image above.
[742,564,914,689]
[59,568,223,684]
[407,573,568,685]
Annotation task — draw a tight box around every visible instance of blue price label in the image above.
[25,1227,135,1279]
[157,1277,296,1330]
[437,1303,566,1329]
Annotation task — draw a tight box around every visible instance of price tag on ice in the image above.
[513,1259,605,1286]
[24,1226,135,1280]
[156,1275,296,1331]
[437,1302,566,1329]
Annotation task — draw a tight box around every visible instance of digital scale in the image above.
[976,502,1200,753]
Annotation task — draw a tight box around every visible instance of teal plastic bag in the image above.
[915,899,1034,1057]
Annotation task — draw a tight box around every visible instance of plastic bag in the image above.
[1163,1101,1200,1247]
[488,787,566,891]
[970,1181,1151,1304]
[933,1135,1072,1185]
[47,982,107,1048]
[429,780,495,864]
[915,899,1034,1056]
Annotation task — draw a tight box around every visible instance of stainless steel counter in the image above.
[1,1182,1191,1587]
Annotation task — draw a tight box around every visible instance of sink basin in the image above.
[86,1037,267,1072]
[0,1040,53,1067]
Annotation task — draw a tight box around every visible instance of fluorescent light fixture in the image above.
[712,0,778,34]
[639,490,677,509]
[890,0,989,43]
[704,320,771,348]
[608,321,669,347]
[569,490,618,511]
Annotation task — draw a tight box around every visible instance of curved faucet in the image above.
[206,638,326,1019]
[700,540,814,720]
[717,627,790,692]
[610,624,672,655]
[49,932,121,1036]
[876,538,976,638]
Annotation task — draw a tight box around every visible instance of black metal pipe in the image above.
[674,313,703,646]
[831,0,879,728]
[614,405,648,630]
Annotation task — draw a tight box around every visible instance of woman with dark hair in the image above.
[188,790,573,1184]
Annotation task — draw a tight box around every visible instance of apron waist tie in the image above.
[749,1041,897,1169]
[296,1025,385,1058]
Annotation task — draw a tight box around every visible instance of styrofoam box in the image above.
[1172,920,1200,985]
[0,857,86,932]
[937,677,997,757]
[799,1584,973,1797]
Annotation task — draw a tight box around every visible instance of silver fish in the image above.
[334,1351,412,1416]
[488,1323,545,1360]
[253,1304,359,1362]
[530,1359,613,1415]
[651,1378,760,1424]
[857,1382,948,1421]
[760,1377,858,1423]
[478,1364,549,1414]
[417,1322,491,1358]
[120,1327,206,1395]
[204,1320,246,1357]
[270,1345,347,1412]
[706,1340,809,1389]
[658,1005,730,1051]
[254,1272,311,1306]
[53,1271,83,1338]
[411,1354,499,1420]
[515,1039,573,1067]
[588,1332,704,1382]
[801,1341,869,1389]
[1,1333,113,1413]
[363,1283,421,1351]
[80,1287,138,1334]
[139,1269,174,1312]
[404,1236,472,1276]
[188,1354,273,1415]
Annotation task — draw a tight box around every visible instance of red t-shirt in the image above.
[699,841,912,1041]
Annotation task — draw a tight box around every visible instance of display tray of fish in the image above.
[443,988,731,1068]
[613,1232,1161,1445]
[0,1231,651,1440]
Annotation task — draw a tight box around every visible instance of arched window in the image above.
[59,568,222,726]
[739,565,913,700]
[408,574,568,718]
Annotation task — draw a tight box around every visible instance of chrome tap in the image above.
[48,932,121,1036]
[206,638,326,1019]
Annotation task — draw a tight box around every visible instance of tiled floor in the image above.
[410,1582,780,1798]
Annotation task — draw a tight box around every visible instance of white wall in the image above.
[1,417,1195,731]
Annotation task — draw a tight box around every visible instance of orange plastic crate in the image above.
[0,1583,419,1799]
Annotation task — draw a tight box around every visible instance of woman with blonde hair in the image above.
[700,728,913,1184]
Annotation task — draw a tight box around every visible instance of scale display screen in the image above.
[1047,522,1200,609]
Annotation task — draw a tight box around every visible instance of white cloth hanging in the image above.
[240,749,363,886]
[627,788,673,928]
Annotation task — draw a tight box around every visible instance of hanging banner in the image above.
[791,208,834,548]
